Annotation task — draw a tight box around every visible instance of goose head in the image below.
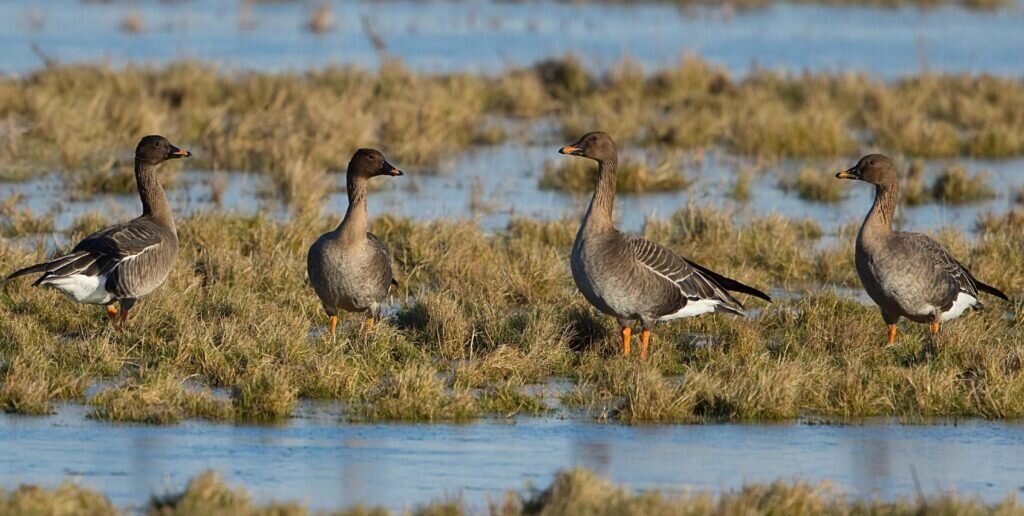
[559,132,617,163]
[136,135,191,165]
[349,148,402,178]
[836,154,897,186]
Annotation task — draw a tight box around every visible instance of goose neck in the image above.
[583,157,618,231]
[135,159,174,231]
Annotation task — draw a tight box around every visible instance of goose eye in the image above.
[155,141,163,147]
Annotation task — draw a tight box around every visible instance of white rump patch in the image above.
[657,299,720,321]
[41,274,114,305]
[939,292,977,322]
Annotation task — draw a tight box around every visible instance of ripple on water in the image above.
[2,148,1021,248]
[2,0,1023,76]
[1,405,1024,511]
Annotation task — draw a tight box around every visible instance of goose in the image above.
[307,148,401,338]
[836,154,1009,343]
[559,132,771,359]
[5,135,190,328]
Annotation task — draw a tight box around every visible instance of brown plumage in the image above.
[836,153,1009,344]
[4,135,190,327]
[560,132,771,359]
[307,148,402,339]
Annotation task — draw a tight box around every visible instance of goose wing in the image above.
[627,235,769,316]
[37,222,164,285]
[900,232,1008,305]
[366,232,397,290]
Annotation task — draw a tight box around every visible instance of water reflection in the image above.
[2,145,1020,246]
[2,0,1023,76]
[1,405,1024,510]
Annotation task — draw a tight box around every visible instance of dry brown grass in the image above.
[0,194,54,237]
[932,164,997,204]
[539,154,692,193]
[306,3,334,34]
[4,468,1022,515]
[779,166,846,203]
[590,0,1009,8]
[2,59,1023,202]
[1,204,1020,423]
[120,12,144,34]
[90,372,232,424]
[557,58,1024,159]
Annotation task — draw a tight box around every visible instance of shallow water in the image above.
[2,0,1023,77]
[1,404,1022,511]
[2,144,1020,242]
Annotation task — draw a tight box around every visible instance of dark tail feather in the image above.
[685,259,772,302]
[975,279,1009,302]
[4,262,51,283]
[713,302,748,317]
[4,252,85,285]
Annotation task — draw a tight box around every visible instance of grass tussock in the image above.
[559,57,1024,159]
[2,59,1024,208]
[0,482,117,516]
[589,0,1010,9]
[120,12,144,34]
[932,164,997,204]
[539,155,692,193]
[353,363,479,422]
[0,205,1021,423]
[6,468,1023,515]
[779,166,845,203]
[902,161,997,205]
[89,373,232,424]
[232,369,298,423]
[150,471,306,515]
[306,3,334,34]
[0,194,54,237]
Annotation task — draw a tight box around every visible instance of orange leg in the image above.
[621,326,631,357]
[887,324,897,345]
[365,317,375,333]
[329,315,338,339]
[930,321,940,336]
[106,305,118,322]
[640,329,651,360]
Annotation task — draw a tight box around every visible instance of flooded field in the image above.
[3,144,1021,240]
[1,0,1023,512]
[2,404,1023,512]
[1,0,1023,76]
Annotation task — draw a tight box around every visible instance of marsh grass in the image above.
[779,166,845,203]
[539,155,692,193]
[591,0,1009,8]
[932,164,997,204]
[901,159,931,206]
[90,373,232,424]
[0,482,117,515]
[3,59,1024,208]
[0,194,54,237]
[306,3,334,34]
[6,468,1023,515]
[895,160,998,206]
[352,363,479,422]
[232,369,298,422]
[0,204,1020,424]
[729,168,752,202]
[120,12,144,34]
